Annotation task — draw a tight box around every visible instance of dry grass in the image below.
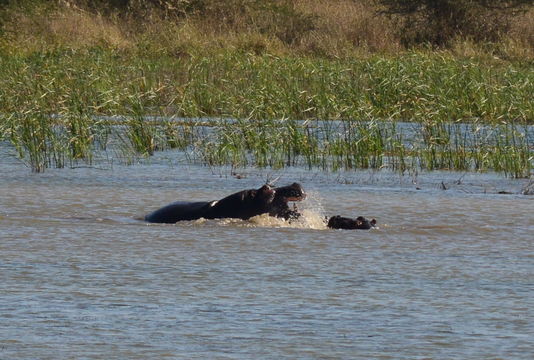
[1,6,130,53]
[447,6,534,61]
[47,10,129,49]
[0,0,532,59]
[136,19,289,58]
[507,6,534,58]
[294,0,400,56]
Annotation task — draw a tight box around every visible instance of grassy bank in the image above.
[0,1,532,176]
[2,1,533,58]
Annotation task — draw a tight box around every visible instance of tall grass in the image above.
[0,49,531,176]
[197,118,531,178]
[3,50,531,122]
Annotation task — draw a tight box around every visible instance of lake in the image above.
[1,145,533,359]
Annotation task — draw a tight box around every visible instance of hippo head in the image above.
[273,182,306,202]
[262,182,306,220]
[256,184,276,203]
[327,215,377,230]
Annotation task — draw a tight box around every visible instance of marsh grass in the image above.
[1,1,531,175]
[0,49,531,176]
[197,119,531,178]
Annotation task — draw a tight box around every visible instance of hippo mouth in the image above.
[285,193,306,202]
[273,182,306,202]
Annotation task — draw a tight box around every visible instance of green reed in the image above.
[4,110,63,172]
[0,48,531,175]
[1,49,532,121]
[199,119,531,177]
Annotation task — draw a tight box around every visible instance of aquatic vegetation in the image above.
[195,118,532,178]
[0,49,531,176]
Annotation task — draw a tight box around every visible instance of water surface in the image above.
[1,147,533,359]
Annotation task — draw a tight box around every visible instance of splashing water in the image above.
[246,190,329,229]
[248,209,328,230]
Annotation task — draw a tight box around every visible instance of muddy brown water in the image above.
[1,146,533,359]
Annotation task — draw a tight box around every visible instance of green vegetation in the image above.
[0,1,532,176]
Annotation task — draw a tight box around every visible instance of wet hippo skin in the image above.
[265,182,306,220]
[145,183,306,223]
[327,215,377,230]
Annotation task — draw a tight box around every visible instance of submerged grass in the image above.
[200,119,531,178]
[0,49,532,176]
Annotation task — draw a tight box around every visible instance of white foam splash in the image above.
[248,209,328,230]
[245,190,329,230]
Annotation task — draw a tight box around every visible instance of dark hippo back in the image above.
[203,185,275,220]
[144,201,210,223]
[144,184,276,223]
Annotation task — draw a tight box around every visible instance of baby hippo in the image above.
[327,215,377,230]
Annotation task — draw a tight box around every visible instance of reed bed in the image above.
[0,50,532,176]
[198,119,532,178]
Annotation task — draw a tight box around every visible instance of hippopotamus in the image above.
[327,215,377,230]
[145,182,306,223]
[265,183,305,220]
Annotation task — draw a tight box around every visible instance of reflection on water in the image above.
[1,146,533,359]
